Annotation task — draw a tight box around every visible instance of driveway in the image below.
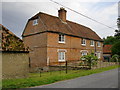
[32,68,119,88]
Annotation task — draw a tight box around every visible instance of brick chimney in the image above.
[58,7,67,22]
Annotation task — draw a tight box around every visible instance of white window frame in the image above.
[97,41,101,47]
[33,19,38,26]
[58,34,65,43]
[90,40,94,46]
[96,52,101,59]
[81,52,87,56]
[58,52,65,62]
[81,39,86,46]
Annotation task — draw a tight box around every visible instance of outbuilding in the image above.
[0,24,29,79]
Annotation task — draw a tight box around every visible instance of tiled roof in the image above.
[103,45,112,54]
[23,12,103,41]
[0,24,29,51]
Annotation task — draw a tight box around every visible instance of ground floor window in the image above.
[96,52,101,59]
[58,52,65,62]
[81,52,87,56]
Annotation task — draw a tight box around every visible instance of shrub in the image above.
[80,53,98,69]
[110,54,120,62]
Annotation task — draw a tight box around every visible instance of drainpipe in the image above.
[94,41,97,56]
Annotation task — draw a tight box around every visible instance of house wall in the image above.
[23,31,103,69]
[2,52,29,79]
[47,32,103,64]
[23,33,47,69]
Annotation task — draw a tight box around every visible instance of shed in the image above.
[0,24,29,79]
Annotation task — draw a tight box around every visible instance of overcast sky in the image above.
[1,0,120,39]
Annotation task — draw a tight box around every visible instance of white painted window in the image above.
[81,52,87,56]
[33,19,38,25]
[96,52,101,59]
[81,39,86,46]
[58,52,65,62]
[97,42,101,47]
[90,40,94,46]
[59,34,65,43]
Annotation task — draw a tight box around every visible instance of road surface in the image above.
[32,68,119,88]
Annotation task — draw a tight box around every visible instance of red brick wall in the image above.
[23,33,47,67]
[47,32,103,64]
[23,31,103,67]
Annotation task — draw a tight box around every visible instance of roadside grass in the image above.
[2,65,119,89]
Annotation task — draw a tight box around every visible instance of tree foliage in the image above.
[111,41,120,56]
[103,36,117,45]
[114,29,120,40]
[103,17,120,56]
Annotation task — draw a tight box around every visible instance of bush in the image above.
[110,54,120,62]
[80,53,98,69]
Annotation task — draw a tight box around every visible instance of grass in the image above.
[2,65,119,89]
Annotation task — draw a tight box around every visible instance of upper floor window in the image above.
[90,40,94,46]
[33,19,38,26]
[81,39,86,46]
[97,42,101,47]
[59,34,65,43]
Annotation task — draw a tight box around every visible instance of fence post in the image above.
[65,61,68,74]
[100,60,101,68]
[39,68,42,77]
[60,62,61,74]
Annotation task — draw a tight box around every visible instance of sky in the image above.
[0,0,120,39]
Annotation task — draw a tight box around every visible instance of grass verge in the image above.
[2,65,119,89]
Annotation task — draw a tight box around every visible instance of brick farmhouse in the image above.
[22,8,103,69]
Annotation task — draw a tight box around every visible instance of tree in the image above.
[111,41,120,55]
[103,36,117,45]
[117,16,120,30]
[115,17,120,40]
[80,53,98,69]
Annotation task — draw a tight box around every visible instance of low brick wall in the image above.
[2,52,29,79]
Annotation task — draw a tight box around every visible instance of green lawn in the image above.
[2,65,119,89]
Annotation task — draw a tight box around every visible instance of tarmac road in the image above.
[32,68,119,88]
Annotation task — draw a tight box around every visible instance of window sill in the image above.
[90,45,94,47]
[81,44,86,46]
[33,24,38,26]
[58,41,65,44]
[58,60,65,62]
[97,46,101,47]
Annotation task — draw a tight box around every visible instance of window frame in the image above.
[90,40,94,46]
[96,52,101,59]
[81,52,87,56]
[97,41,101,47]
[58,34,65,43]
[81,39,86,46]
[58,51,65,62]
[33,19,38,26]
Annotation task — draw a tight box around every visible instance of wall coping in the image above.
[0,51,29,53]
